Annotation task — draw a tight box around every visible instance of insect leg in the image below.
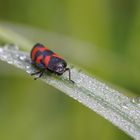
[31,70,45,80]
[31,71,43,76]
[34,70,44,80]
[65,68,74,83]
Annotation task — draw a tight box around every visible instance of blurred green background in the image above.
[0,0,140,139]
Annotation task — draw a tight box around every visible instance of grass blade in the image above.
[0,45,140,139]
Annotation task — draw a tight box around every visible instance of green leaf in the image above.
[0,23,140,139]
[0,45,140,139]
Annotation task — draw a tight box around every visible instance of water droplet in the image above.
[4,44,19,50]
[0,48,3,53]
[26,70,32,73]
[131,97,140,106]
[19,55,27,60]
[25,65,32,73]
[122,103,129,109]
[7,59,13,64]
[26,65,30,69]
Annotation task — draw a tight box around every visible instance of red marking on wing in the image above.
[52,53,62,59]
[45,47,49,51]
[44,56,51,68]
[36,55,43,64]
[31,47,45,61]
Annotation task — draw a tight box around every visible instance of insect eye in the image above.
[54,63,65,74]
[56,66,63,71]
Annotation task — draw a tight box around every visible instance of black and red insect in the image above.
[30,43,74,82]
